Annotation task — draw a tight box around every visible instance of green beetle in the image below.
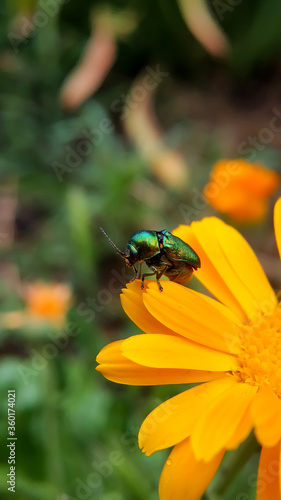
[100,228,201,291]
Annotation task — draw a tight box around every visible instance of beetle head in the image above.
[125,243,139,266]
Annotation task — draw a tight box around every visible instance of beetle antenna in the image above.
[100,228,126,258]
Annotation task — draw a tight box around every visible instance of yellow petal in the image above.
[257,442,281,500]
[96,340,221,386]
[174,224,247,320]
[212,218,277,316]
[274,197,281,261]
[143,281,240,354]
[121,281,175,335]
[251,387,281,447]
[226,405,253,449]
[200,292,240,325]
[174,216,277,319]
[139,376,236,456]
[159,437,225,500]
[191,382,258,461]
[193,218,275,317]
[121,334,238,371]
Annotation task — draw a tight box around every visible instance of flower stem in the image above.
[207,431,260,498]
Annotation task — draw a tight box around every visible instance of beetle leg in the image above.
[156,268,166,292]
[141,272,157,287]
[155,268,169,292]
[127,265,139,284]
[137,264,142,280]
[141,266,168,292]
[140,269,157,289]
[156,277,163,292]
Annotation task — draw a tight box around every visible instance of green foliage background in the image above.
[1,1,281,499]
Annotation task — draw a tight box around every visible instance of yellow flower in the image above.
[204,159,280,223]
[96,198,281,500]
[2,282,72,329]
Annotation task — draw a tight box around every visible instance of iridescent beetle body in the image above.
[100,228,201,291]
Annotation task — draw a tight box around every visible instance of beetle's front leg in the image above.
[127,265,139,284]
[137,264,142,280]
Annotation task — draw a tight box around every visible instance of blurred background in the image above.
[1,1,281,499]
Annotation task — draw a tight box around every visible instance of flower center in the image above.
[237,303,281,398]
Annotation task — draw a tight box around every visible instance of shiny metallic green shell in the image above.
[126,230,160,261]
[100,226,201,291]
[162,230,201,269]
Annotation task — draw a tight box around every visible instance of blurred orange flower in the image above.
[25,282,72,325]
[2,282,72,329]
[204,159,280,223]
